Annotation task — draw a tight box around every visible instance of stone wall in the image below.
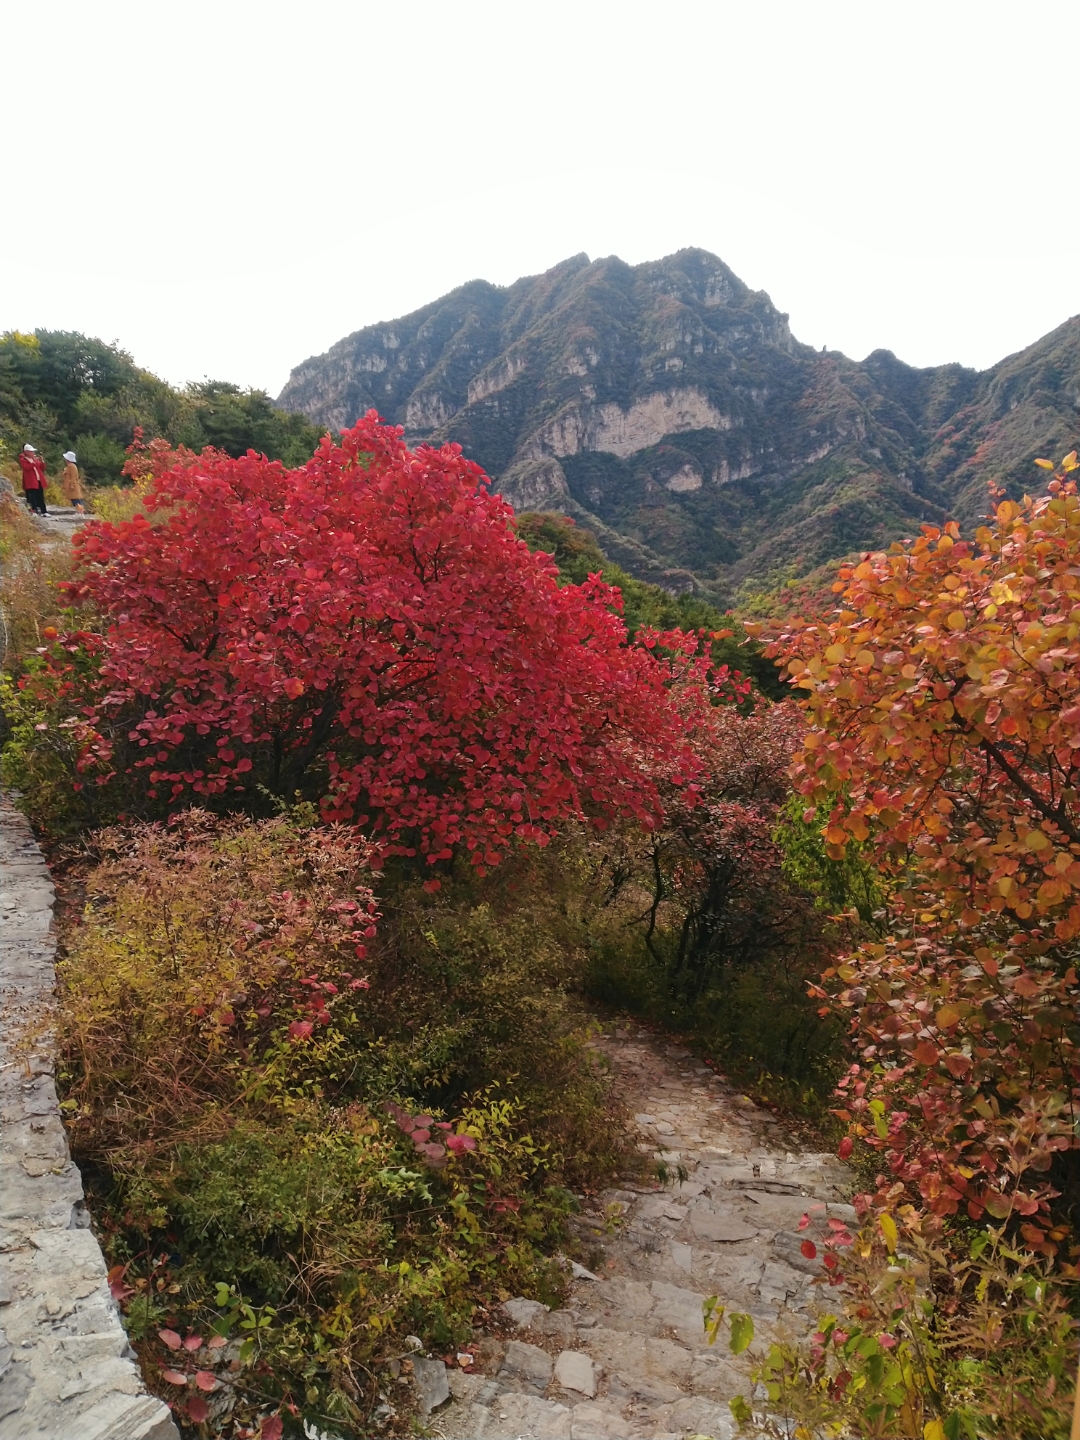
[0,795,178,1440]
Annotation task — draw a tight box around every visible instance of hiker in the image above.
[62,451,85,512]
[17,443,48,515]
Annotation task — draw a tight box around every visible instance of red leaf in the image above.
[158,1328,182,1350]
[160,1368,188,1386]
[186,1396,210,1423]
[446,1133,478,1154]
[182,1334,203,1351]
[207,1335,228,1350]
[194,1370,218,1392]
[800,1240,818,1259]
[837,1137,854,1160]
[107,1263,133,1300]
[287,1020,313,1041]
[260,1419,284,1440]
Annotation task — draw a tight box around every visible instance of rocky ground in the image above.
[30,503,93,540]
[424,1025,852,1440]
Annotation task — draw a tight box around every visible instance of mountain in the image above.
[277,250,1080,602]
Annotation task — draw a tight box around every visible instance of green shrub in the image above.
[720,1209,1078,1440]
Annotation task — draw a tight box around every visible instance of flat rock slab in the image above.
[554,1350,595,1398]
[412,1354,450,1413]
[500,1339,554,1388]
[503,1296,550,1329]
[688,1207,759,1243]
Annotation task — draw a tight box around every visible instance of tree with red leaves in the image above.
[61,413,696,871]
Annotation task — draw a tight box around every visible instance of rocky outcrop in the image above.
[0,796,177,1440]
[278,249,1080,599]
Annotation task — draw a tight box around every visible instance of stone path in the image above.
[0,795,177,1439]
[430,1024,852,1440]
[30,504,93,542]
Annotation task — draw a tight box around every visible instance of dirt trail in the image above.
[433,1022,852,1440]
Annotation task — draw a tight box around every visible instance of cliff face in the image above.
[278,249,1080,599]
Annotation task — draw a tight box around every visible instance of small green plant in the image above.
[711,1209,1077,1440]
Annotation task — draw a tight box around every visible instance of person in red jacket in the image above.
[17,444,48,515]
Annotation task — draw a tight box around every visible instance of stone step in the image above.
[437,1020,852,1440]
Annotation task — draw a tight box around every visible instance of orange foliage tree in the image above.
[757,458,1080,1257]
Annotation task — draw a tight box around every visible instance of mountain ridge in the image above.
[277,250,1080,602]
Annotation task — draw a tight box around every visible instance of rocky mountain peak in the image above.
[277,253,1080,603]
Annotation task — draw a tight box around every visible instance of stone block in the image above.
[502,1296,549,1329]
[490,1392,572,1437]
[536,1309,577,1340]
[569,1399,632,1437]
[658,1394,737,1440]
[582,1327,692,1389]
[669,1240,693,1272]
[500,1339,554,1388]
[553,1350,595,1398]
[649,1281,708,1340]
[412,1355,450,1414]
[771,1230,824,1275]
[688,1206,758,1243]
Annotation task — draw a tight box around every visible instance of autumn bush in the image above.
[42,414,693,870]
[580,687,847,1110]
[59,809,620,1436]
[731,456,1080,1437]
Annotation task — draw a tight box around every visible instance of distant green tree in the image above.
[188,381,326,467]
[0,331,329,483]
[1,330,137,430]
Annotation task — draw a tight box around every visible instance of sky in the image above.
[4,0,1079,398]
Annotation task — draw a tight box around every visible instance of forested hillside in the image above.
[278,249,1080,603]
[0,329,325,482]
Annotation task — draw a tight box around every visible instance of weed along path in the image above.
[433,1024,853,1440]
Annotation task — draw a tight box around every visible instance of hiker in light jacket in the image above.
[17,444,47,515]
[62,451,85,512]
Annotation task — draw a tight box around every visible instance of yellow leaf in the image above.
[1025,829,1050,851]
[1034,458,1055,470]
[924,1422,946,1440]
[855,649,875,666]
[936,1005,961,1028]
[1063,450,1078,472]
[880,1212,898,1253]
[946,610,966,631]
[824,643,847,663]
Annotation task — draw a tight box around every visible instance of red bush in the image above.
[64,414,695,869]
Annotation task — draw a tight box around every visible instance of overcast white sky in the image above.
[4,1,1078,397]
